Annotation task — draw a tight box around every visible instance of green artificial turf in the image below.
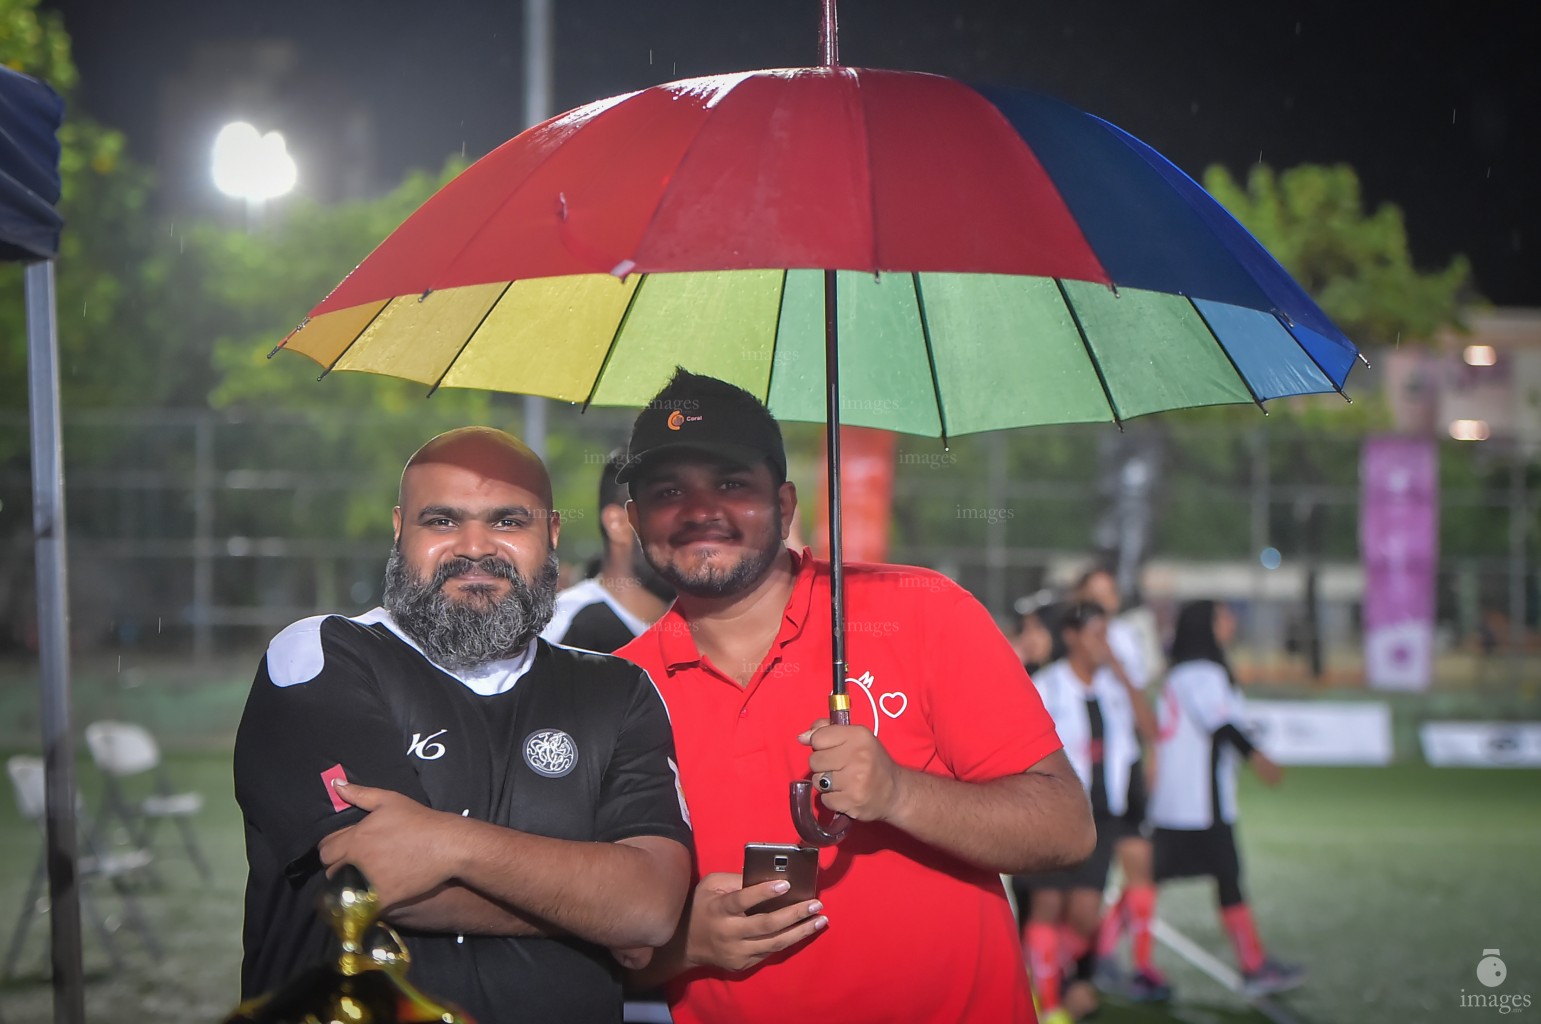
[0,754,1535,1023]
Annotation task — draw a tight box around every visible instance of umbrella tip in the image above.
[611,259,637,279]
[419,288,433,303]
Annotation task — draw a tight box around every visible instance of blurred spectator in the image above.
[1150,599,1304,997]
[542,449,674,653]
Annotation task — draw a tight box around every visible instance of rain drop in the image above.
[649,49,653,65]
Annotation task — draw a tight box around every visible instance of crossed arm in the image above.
[319,780,690,950]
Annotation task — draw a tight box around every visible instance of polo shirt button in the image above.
[739,707,748,718]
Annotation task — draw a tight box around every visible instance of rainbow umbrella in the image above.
[276,6,1360,842]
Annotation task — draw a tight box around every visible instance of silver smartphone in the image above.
[742,842,819,914]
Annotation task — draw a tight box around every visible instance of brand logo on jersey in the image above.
[847,670,908,735]
[524,729,579,778]
[407,729,448,760]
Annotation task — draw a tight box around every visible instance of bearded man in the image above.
[615,370,1095,1024]
[234,427,692,1024]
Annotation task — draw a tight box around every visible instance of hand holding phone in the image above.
[741,843,819,914]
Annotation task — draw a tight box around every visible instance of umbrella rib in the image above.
[763,269,788,402]
[313,299,394,381]
[1187,297,1267,415]
[426,282,514,397]
[580,273,650,413]
[910,272,950,447]
[1054,278,1124,430]
[1273,310,1354,403]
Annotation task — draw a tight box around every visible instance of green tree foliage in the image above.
[1,0,159,446]
[1202,162,1472,348]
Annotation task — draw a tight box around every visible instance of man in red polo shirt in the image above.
[618,369,1096,1024]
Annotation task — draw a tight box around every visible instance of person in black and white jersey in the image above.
[1149,599,1304,998]
[543,449,675,654]
[234,427,692,1024]
[1074,565,1169,1001]
[1022,601,1159,1021]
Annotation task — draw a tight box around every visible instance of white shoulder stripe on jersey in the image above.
[265,608,394,688]
[265,614,335,688]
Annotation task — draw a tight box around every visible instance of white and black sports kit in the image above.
[235,608,692,1024]
[1030,659,1144,889]
[541,578,650,654]
[1149,658,1257,904]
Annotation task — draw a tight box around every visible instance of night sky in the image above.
[39,0,1541,307]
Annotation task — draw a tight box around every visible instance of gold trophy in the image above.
[223,865,474,1023]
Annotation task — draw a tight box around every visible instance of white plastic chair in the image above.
[84,720,212,882]
[3,755,161,981]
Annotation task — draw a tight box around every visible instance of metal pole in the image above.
[1250,426,1269,669]
[821,0,846,702]
[522,0,554,458]
[193,415,214,664]
[1508,444,1527,681]
[26,259,85,1024]
[986,431,1007,614]
[824,269,847,701]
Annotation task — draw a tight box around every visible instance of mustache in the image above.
[432,556,519,585]
[669,525,739,545]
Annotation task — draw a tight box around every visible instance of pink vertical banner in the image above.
[1360,435,1439,690]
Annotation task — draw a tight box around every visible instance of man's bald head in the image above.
[400,427,553,511]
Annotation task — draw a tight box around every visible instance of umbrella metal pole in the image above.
[26,260,86,1024]
[823,267,848,714]
[819,0,839,67]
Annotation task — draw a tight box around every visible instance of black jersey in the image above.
[560,601,637,654]
[234,608,692,1024]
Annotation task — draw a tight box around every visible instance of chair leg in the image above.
[172,815,214,882]
[98,871,161,961]
[1,850,47,982]
[78,882,126,973]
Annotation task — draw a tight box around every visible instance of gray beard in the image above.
[382,547,560,672]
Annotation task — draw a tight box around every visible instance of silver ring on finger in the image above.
[816,771,834,792]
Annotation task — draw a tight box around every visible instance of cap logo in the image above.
[667,410,684,430]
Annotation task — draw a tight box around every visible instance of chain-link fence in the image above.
[1,409,1536,687]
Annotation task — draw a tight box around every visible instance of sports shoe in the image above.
[1091,958,1125,992]
[1125,967,1174,1002]
[1243,958,1306,997]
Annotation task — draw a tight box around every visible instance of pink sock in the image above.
[1096,891,1126,959]
[1125,885,1158,974]
[1221,903,1266,973]
[1025,922,1064,1010]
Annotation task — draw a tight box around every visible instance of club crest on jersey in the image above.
[524,729,579,778]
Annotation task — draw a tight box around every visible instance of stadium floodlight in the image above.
[212,121,297,203]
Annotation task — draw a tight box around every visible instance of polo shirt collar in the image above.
[656,547,820,673]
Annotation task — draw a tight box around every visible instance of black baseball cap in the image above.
[617,367,787,485]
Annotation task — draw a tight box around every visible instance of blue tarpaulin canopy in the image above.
[1,63,85,1024]
[0,64,64,261]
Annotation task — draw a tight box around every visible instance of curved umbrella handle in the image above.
[791,695,853,846]
[790,779,851,847]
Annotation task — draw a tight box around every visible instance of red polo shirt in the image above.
[618,550,1062,1024]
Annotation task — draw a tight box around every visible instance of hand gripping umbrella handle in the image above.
[790,694,852,847]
